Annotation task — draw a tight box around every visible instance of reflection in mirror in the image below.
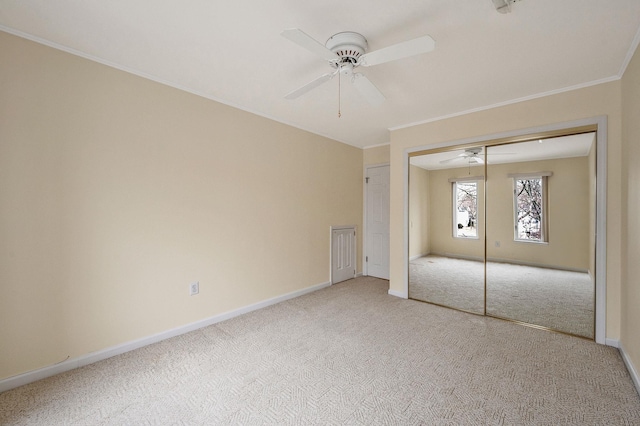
[485,134,596,338]
[408,147,485,314]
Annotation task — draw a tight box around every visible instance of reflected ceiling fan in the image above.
[440,148,486,165]
[440,147,515,165]
[281,28,435,108]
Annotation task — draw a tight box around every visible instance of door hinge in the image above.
[365,177,369,183]
[366,256,368,262]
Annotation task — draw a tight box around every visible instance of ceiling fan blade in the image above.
[359,35,435,67]
[281,29,338,62]
[284,73,334,99]
[470,156,484,164]
[481,152,516,156]
[352,73,385,106]
[439,156,464,164]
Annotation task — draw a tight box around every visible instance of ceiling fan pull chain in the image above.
[338,69,342,118]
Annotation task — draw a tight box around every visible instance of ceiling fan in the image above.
[281,29,435,106]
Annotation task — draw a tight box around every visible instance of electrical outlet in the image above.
[190,281,199,296]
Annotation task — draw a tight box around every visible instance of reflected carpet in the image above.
[410,255,594,338]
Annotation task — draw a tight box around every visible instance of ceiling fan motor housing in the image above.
[325,32,368,68]
[467,147,482,155]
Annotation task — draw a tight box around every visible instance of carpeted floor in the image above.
[1,276,637,425]
[409,255,594,338]
[409,255,485,314]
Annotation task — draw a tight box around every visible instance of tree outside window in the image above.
[453,181,478,238]
[514,177,545,241]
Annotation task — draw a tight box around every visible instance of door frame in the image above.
[363,163,390,277]
[402,116,608,345]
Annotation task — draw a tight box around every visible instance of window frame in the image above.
[450,177,482,240]
[509,172,552,243]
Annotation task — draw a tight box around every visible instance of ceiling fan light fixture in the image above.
[339,63,354,76]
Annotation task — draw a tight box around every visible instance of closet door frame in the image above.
[402,116,607,345]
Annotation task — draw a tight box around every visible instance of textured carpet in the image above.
[409,255,485,314]
[409,255,594,338]
[1,276,638,425]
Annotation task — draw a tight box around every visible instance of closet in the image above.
[408,132,596,339]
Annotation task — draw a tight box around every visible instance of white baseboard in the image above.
[409,252,429,261]
[486,257,588,273]
[619,343,640,397]
[0,280,331,394]
[388,289,407,298]
[606,338,620,348]
[436,252,484,262]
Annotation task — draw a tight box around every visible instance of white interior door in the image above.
[366,165,390,279]
[331,226,356,284]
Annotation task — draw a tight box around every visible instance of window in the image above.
[511,173,551,242]
[452,181,478,238]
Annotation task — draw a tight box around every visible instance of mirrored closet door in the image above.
[408,146,486,315]
[408,133,596,339]
[485,135,596,338]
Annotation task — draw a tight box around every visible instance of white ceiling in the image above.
[1,1,639,148]
[410,132,595,170]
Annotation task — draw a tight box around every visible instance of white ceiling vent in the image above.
[492,0,524,14]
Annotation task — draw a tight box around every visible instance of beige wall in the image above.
[0,32,363,380]
[408,165,430,258]
[425,166,485,260]
[363,144,390,166]
[621,40,640,383]
[390,81,622,339]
